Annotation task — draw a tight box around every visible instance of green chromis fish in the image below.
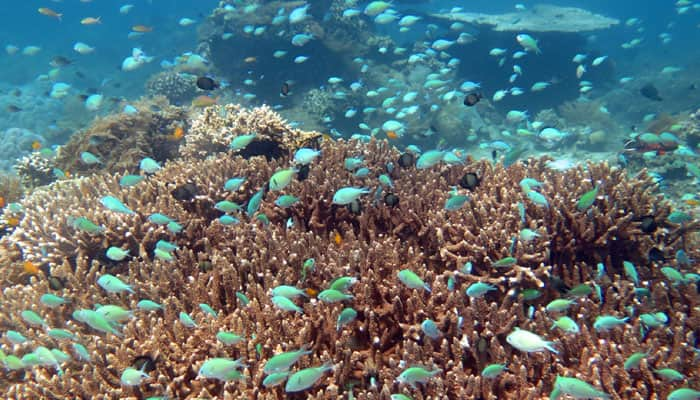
[336,307,358,331]
[119,174,144,187]
[395,366,441,389]
[653,368,685,381]
[263,344,312,374]
[317,289,354,303]
[100,196,135,215]
[137,299,164,311]
[397,269,430,292]
[667,388,700,400]
[576,184,600,211]
[70,216,105,234]
[285,362,333,393]
[593,315,629,332]
[105,247,130,262]
[545,298,575,313]
[39,293,69,308]
[216,331,245,346]
[332,187,370,205]
[96,274,134,294]
[623,261,639,285]
[230,133,256,150]
[269,168,297,191]
[179,312,197,328]
[20,310,47,327]
[492,256,517,268]
[271,296,303,313]
[551,375,610,399]
[72,309,122,336]
[198,357,246,381]
[623,351,648,371]
[444,194,469,211]
[550,316,580,334]
[262,371,290,388]
[506,328,557,354]
[481,363,507,378]
[121,367,149,386]
[465,282,496,298]
[329,276,358,292]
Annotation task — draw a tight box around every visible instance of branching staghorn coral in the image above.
[0,118,698,399]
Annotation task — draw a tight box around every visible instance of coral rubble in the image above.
[0,108,697,399]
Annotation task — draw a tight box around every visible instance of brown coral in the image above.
[0,129,697,399]
[53,96,188,176]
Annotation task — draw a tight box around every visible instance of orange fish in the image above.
[23,260,39,275]
[244,56,257,63]
[304,288,319,297]
[6,217,20,227]
[169,126,185,141]
[38,7,62,20]
[81,17,101,25]
[132,25,153,32]
[333,231,342,245]
[191,95,218,108]
[31,140,42,151]
[386,130,399,140]
[0,196,5,208]
[685,199,700,206]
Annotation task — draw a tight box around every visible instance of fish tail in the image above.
[545,342,559,354]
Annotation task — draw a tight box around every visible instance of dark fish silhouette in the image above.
[280,82,290,96]
[196,77,219,91]
[640,83,662,101]
[463,92,482,106]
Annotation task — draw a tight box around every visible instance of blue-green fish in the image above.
[378,174,393,188]
[519,228,540,242]
[263,371,290,388]
[198,357,246,381]
[224,177,246,191]
[271,285,308,299]
[668,211,692,224]
[415,150,444,169]
[215,200,243,213]
[420,319,441,339]
[640,312,668,328]
[667,388,700,400]
[332,187,370,205]
[119,174,144,187]
[397,269,430,292]
[72,309,122,336]
[506,328,557,354]
[20,310,47,327]
[148,213,173,225]
[576,185,600,211]
[97,274,134,293]
[121,366,149,386]
[72,343,91,362]
[593,315,629,332]
[546,298,575,313]
[6,330,28,344]
[96,304,132,323]
[275,195,299,208]
[39,293,69,308]
[80,151,102,165]
[47,328,77,341]
[526,190,548,208]
[70,216,105,234]
[179,312,197,328]
[264,345,312,374]
[216,331,245,346]
[294,148,321,165]
[154,248,175,262]
[329,276,358,292]
[354,167,370,178]
[219,215,240,225]
[344,157,364,171]
[444,195,469,211]
[236,291,250,306]
[551,375,609,399]
[623,261,639,285]
[396,366,441,389]
[285,363,333,393]
[199,303,218,318]
[318,289,354,303]
[139,157,161,174]
[661,267,687,285]
[623,351,648,371]
[100,196,134,215]
[106,247,130,261]
[155,240,179,253]
[550,316,579,334]
[230,133,256,150]
[166,220,182,233]
[337,307,358,331]
[465,282,496,298]
[137,299,163,311]
[269,168,297,191]
[271,296,303,313]
[481,363,507,378]
[246,189,264,217]
[653,368,684,381]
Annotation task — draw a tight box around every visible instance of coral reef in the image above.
[430,4,619,32]
[0,109,697,398]
[145,71,200,106]
[557,99,621,134]
[13,152,56,188]
[181,103,322,159]
[53,96,188,176]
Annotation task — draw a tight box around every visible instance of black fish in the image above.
[196,76,219,91]
[280,82,290,96]
[463,92,482,107]
[6,105,22,113]
[640,83,662,101]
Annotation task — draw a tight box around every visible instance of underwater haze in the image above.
[0,0,699,399]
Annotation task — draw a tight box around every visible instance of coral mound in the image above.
[0,131,697,399]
